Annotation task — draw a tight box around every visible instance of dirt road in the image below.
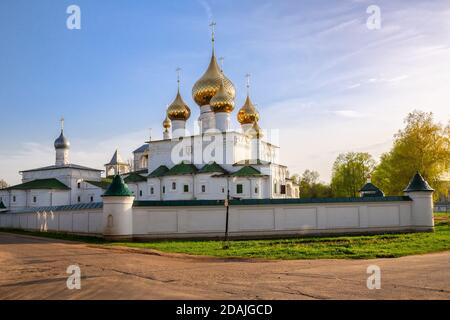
[0,232,449,299]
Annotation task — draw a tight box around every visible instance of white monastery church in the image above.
[0,30,300,212]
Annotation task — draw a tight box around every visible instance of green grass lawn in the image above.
[2,213,449,260]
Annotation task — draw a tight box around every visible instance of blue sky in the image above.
[1,0,449,184]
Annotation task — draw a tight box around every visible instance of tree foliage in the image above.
[298,170,333,198]
[331,152,376,197]
[0,179,8,189]
[372,110,450,199]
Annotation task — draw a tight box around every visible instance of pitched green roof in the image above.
[0,201,6,210]
[404,172,434,192]
[85,179,112,190]
[230,166,263,177]
[148,165,170,178]
[103,175,133,197]
[359,182,379,192]
[199,162,228,174]
[124,172,147,183]
[359,182,384,197]
[7,179,70,191]
[165,162,198,176]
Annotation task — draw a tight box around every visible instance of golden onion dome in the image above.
[192,53,235,107]
[163,115,171,129]
[167,90,191,121]
[210,80,235,113]
[237,94,260,125]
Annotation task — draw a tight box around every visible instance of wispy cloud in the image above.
[332,110,367,118]
[197,0,213,21]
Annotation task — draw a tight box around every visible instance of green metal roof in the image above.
[10,202,103,214]
[359,182,384,197]
[103,175,133,197]
[230,166,263,177]
[7,178,70,191]
[164,161,198,176]
[199,162,228,174]
[359,182,380,192]
[134,196,412,207]
[404,172,434,192]
[124,172,147,183]
[85,179,112,190]
[0,201,6,209]
[148,165,170,178]
[132,168,148,175]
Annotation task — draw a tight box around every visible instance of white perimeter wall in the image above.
[0,209,103,235]
[132,201,415,239]
[0,200,421,239]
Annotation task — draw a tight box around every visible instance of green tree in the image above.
[0,179,8,189]
[331,152,375,197]
[372,110,450,199]
[299,170,333,198]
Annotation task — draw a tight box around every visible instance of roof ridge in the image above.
[7,178,71,191]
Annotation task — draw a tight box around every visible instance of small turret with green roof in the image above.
[103,175,133,197]
[404,172,434,192]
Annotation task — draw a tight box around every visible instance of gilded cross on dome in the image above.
[245,73,251,94]
[209,21,216,44]
[176,67,182,89]
[219,57,224,72]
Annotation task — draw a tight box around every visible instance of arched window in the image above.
[107,215,114,228]
[140,155,148,169]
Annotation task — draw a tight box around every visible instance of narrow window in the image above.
[90,196,94,202]
[274,182,277,194]
[162,186,166,194]
[281,185,286,195]
[184,185,189,192]
[254,187,258,194]
[221,187,225,193]
[172,182,176,190]
[201,185,206,193]
[77,182,81,189]
[139,190,143,197]
[107,215,113,228]
[150,187,154,195]
[77,196,81,203]
[13,196,16,202]
[33,196,37,203]
[236,184,243,194]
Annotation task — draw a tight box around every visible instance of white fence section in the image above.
[0,209,103,235]
[131,200,421,240]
